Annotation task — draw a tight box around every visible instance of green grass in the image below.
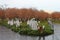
[20,22,31,30]
[38,21,51,30]
[19,21,54,36]
[0,20,54,36]
[52,20,60,24]
[38,21,53,35]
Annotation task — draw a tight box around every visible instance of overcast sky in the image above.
[0,0,60,12]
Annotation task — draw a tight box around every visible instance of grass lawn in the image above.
[38,20,53,34]
[52,20,60,24]
[0,20,54,36]
[19,21,54,36]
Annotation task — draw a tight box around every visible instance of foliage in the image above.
[0,8,50,20]
[0,18,54,36]
[19,29,54,36]
[52,20,60,24]
[11,25,20,33]
[19,21,54,36]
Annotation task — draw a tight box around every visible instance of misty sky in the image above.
[0,0,60,12]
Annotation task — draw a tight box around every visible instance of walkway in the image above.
[0,26,20,40]
[54,24,60,40]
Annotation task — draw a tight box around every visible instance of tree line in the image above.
[0,8,60,21]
